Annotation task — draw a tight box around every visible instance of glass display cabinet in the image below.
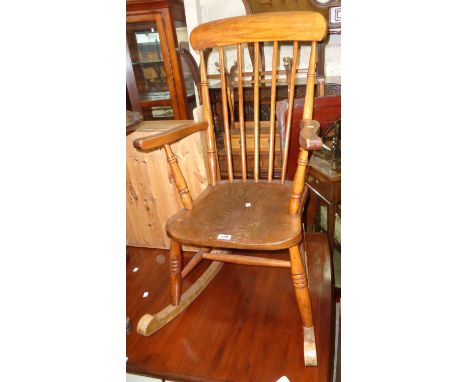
[126,0,196,120]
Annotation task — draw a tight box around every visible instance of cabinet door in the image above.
[127,18,177,120]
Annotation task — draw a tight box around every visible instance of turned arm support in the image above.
[132,122,207,210]
[288,119,322,215]
[133,121,208,151]
[299,119,322,151]
[163,144,193,210]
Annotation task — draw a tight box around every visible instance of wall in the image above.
[325,34,340,81]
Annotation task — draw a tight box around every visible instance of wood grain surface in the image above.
[126,121,209,249]
[166,180,303,250]
[288,41,318,215]
[283,96,341,180]
[190,12,327,49]
[133,121,208,150]
[126,232,334,382]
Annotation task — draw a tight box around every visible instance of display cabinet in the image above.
[126,0,196,120]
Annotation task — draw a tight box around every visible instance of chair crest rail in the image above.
[190,12,327,49]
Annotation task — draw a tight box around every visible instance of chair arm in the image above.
[299,119,322,151]
[133,121,208,151]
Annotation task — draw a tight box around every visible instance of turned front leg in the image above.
[289,245,313,327]
[169,240,182,306]
[289,244,317,366]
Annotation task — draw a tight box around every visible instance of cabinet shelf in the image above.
[139,91,171,101]
[131,60,164,65]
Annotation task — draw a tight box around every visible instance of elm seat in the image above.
[166,181,303,251]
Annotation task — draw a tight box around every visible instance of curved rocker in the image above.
[137,259,223,336]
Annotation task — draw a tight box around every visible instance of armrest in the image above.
[299,119,322,151]
[133,121,208,151]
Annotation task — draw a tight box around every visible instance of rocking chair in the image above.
[133,11,327,366]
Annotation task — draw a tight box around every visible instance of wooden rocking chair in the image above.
[133,11,327,366]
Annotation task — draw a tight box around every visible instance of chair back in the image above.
[190,11,327,213]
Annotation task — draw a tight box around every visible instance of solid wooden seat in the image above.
[167,181,303,250]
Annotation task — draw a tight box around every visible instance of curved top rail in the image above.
[190,11,327,50]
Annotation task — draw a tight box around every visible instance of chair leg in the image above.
[289,244,317,366]
[169,240,182,306]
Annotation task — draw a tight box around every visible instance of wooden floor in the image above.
[126,233,334,382]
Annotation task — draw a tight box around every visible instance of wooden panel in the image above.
[230,126,281,152]
[126,0,186,14]
[286,96,341,180]
[307,169,341,205]
[218,150,282,179]
[220,122,282,179]
[126,232,334,382]
[190,11,327,49]
[126,120,209,249]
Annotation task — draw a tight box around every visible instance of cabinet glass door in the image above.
[127,21,174,120]
[174,20,197,115]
